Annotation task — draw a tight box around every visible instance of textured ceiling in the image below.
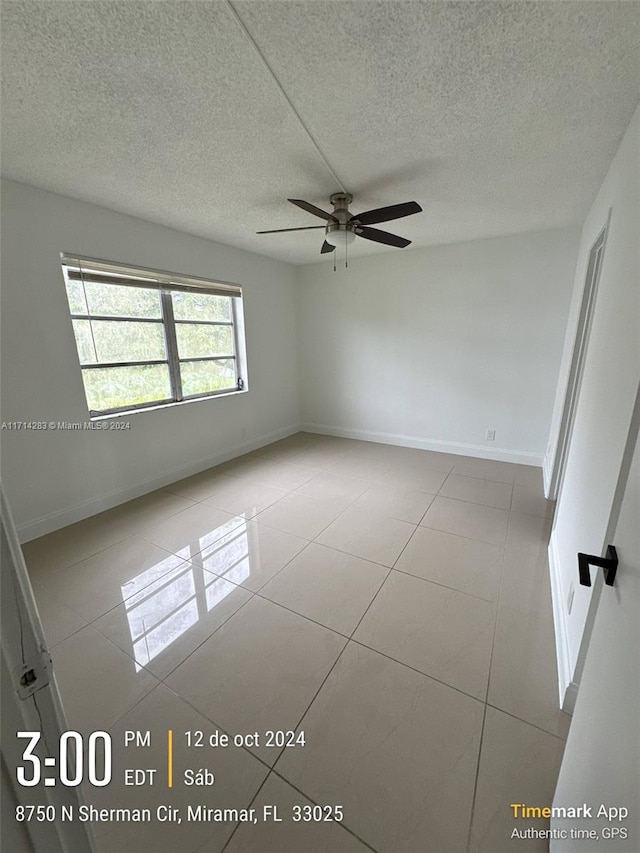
[2,1,639,264]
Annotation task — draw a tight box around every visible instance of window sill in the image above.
[89,387,248,421]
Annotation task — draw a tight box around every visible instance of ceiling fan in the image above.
[257,193,422,254]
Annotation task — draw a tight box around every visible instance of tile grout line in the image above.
[77,590,260,737]
[214,641,367,847]
[266,638,352,771]
[482,546,508,708]
[27,529,132,581]
[55,539,243,639]
[217,772,273,853]
[347,568,394,640]
[254,476,423,762]
[390,563,501,604]
[339,506,428,641]
[464,544,508,853]
[416,517,509,547]
[152,589,258,680]
[269,769,381,853]
[348,637,487,705]
[429,491,512,513]
[464,701,490,853]
[484,703,570,742]
[218,767,380,853]
[338,499,428,645]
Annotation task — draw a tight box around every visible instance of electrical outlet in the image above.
[485,429,496,441]
[567,582,575,615]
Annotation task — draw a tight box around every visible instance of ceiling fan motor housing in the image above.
[330,192,353,220]
[327,192,357,241]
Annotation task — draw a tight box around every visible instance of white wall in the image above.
[297,227,579,463]
[546,106,640,707]
[0,181,584,544]
[0,180,300,540]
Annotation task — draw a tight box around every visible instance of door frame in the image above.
[546,210,611,501]
[1,486,95,853]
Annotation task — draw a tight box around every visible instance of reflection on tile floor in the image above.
[23,433,567,853]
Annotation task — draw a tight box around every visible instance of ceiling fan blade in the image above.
[356,226,411,248]
[256,225,326,234]
[351,201,422,226]
[288,198,338,223]
[320,241,336,254]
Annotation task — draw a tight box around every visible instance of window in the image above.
[61,254,246,417]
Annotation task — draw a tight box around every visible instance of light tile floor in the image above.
[23,432,569,853]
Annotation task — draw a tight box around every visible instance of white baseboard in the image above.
[563,680,579,715]
[301,422,543,466]
[548,533,577,714]
[543,450,554,498]
[18,422,543,542]
[17,423,301,543]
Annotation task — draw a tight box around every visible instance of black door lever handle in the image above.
[578,545,618,587]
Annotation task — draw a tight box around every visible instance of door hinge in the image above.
[14,649,53,699]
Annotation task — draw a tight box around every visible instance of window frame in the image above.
[61,254,247,418]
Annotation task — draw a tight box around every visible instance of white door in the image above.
[546,107,638,710]
[550,391,639,850]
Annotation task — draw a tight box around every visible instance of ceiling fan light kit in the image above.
[324,227,357,247]
[258,192,423,269]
